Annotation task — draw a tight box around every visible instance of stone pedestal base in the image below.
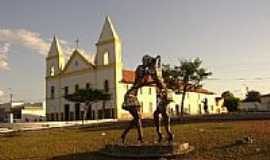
[99,142,194,158]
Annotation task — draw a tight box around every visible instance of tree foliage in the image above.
[162,58,212,116]
[221,91,234,99]
[64,88,111,104]
[221,91,240,112]
[244,90,261,102]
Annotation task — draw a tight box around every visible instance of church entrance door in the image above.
[75,103,80,120]
[64,104,70,121]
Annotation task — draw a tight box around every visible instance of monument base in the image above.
[99,142,194,159]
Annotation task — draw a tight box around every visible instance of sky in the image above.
[1,0,270,102]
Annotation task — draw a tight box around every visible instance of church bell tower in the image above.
[46,35,65,77]
[95,16,122,67]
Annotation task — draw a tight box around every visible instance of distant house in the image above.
[239,93,270,112]
[0,102,46,123]
[0,101,24,122]
[260,94,270,111]
[238,101,261,112]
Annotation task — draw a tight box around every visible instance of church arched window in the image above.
[50,66,55,76]
[103,52,109,65]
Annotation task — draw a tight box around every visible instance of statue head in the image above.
[142,54,151,66]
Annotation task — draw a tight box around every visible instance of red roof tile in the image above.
[122,70,135,83]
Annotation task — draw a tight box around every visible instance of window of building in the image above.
[140,88,143,95]
[55,113,59,121]
[50,66,55,76]
[51,113,55,121]
[70,112,74,121]
[111,108,115,118]
[104,80,109,92]
[175,104,180,115]
[198,104,202,114]
[92,110,96,120]
[75,84,79,92]
[126,84,129,91]
[13,108,21,119]
[64,86,69,96]
[149,102,153,112]
[51,86,55,99]
[75,60,79,67]
[103,52,109,65]
[61,112,64,121]
[98,110,103,119]
[86,83,90,89]
[149,87,152,95]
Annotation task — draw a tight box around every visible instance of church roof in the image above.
[97,16,120,44]
[62,49,95,73]
[121,69,214,95]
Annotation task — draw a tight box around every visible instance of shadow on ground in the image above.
[51,151,192,160]
[51,151,106,160]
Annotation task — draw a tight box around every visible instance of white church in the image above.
[45,17,226,121]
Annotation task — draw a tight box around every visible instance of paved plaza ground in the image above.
[1,118,270,160]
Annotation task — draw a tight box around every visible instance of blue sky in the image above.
[1,0,270,102]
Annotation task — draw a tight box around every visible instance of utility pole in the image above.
[8,88,13,124]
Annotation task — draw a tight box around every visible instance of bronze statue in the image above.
[154,89,174,143]
[121,86,143,144]
[121,54,173,144]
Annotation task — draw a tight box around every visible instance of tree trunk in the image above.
[180,85,187,116]
[102,101,106,119]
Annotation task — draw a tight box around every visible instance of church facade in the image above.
[45,17,226,121]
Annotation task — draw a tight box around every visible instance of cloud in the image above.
[0,28,95,71]
[0,29,74,70]
[0,28,51,71]
[0,29,50,56]
[0,42,10,70]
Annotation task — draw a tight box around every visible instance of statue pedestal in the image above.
[99,142,194,159]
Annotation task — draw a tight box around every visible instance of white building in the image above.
[21,102,46,122]
[0,101,45,123]
[45,17,224,121]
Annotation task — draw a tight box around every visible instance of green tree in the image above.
[64,88,111,123]
[221,91,240,112]
[163,58,212,116]
[221,91,234,99]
